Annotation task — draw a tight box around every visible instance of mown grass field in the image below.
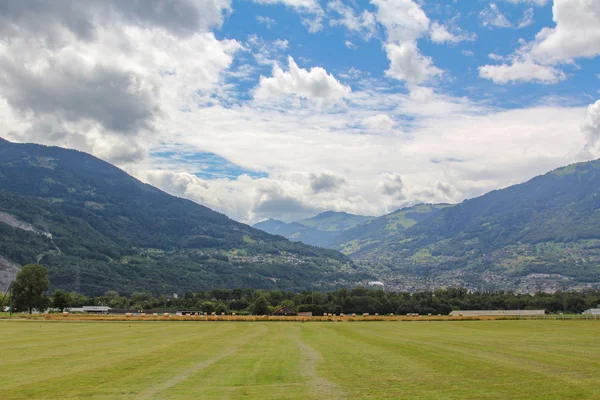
[0,320,598,399]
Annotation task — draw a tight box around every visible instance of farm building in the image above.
[582,308,600,315]
[449,310,545,317]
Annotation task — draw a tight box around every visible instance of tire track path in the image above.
[296,333,346,399]
[139,326,267,399]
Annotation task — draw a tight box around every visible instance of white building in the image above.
[67,306,111,314]
[582,308,600,315]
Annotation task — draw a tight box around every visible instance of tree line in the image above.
[3,264,599,315]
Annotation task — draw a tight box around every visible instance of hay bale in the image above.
[427,313,432,316]
[221,312,225,316]
[351,313,356,317]
[126,313,133,317]
[232,313,236,316]
[389,313,394,316]
[363,313,369,317]
[62,312,69,317]
[140,313,146,317]
[374,313,379,316]
[153,313,158,316]
[163,313,170,317]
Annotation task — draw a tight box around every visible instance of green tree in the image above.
[51,289,72,311]
[199,301,216,314]
[0,291,8,309]
[252,296,270,315]
[10,264,50,314]
[215,303,228,315]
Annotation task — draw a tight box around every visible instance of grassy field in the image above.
[0,320,598,399]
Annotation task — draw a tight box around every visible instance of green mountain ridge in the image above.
[341,160,600,292]
[0,139,371,295]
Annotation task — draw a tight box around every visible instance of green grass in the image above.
[0,321,598,399]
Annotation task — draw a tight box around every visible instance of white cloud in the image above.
[582,100,600,157]
[256,16,276,27]
[0,0,240,162]
[371,0,429,42]
[254,0,324,32]
[430,22,476,44]
[480,0,600,84]
[488,53,506,61]
[254,56,351,103]
[529,0,600,64]
[480,4,512,28]
[384,42,442,86]
[505,0,548,6]
[2,0,597,226]
[518,7,535,28]
[371,0,470,88]
[247,35,289,65]
[362,113,395,132]
[479,60,566,84]
[327,0,377,40]
[379,173,406,200]
[345,40,357,49]
[462,50,474,57]
[309,172,347,193]
[273,39,289,49]
[254,0,321,12]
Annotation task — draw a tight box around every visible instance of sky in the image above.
[0,0,599,223]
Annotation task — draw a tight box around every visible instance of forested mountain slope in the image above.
[0,139,369,295]
[349,160,600,292]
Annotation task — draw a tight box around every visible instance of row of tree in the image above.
[4,264,600,315]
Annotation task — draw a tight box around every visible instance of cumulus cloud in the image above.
[1,0,596,226]
[479,60,565,84]
[254,56,351,103]
[430,22,476,44]
[372,0,470,87]
[362,113,395,132]
[480,0,600,84]
[480,3,512,28]
[529,0,600,64]
[309,172,347,193]
[582,100,600,157]
[383,42,442,85]
[379,173,406,200]
[0,0,239,163]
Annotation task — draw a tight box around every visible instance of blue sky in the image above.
[1,0,599,223]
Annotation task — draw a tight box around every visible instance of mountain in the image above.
[331,204,452,255]
[0,139,371,295]
[254,211,373,247]
[300,211,373,231]
[344,160,600,292]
